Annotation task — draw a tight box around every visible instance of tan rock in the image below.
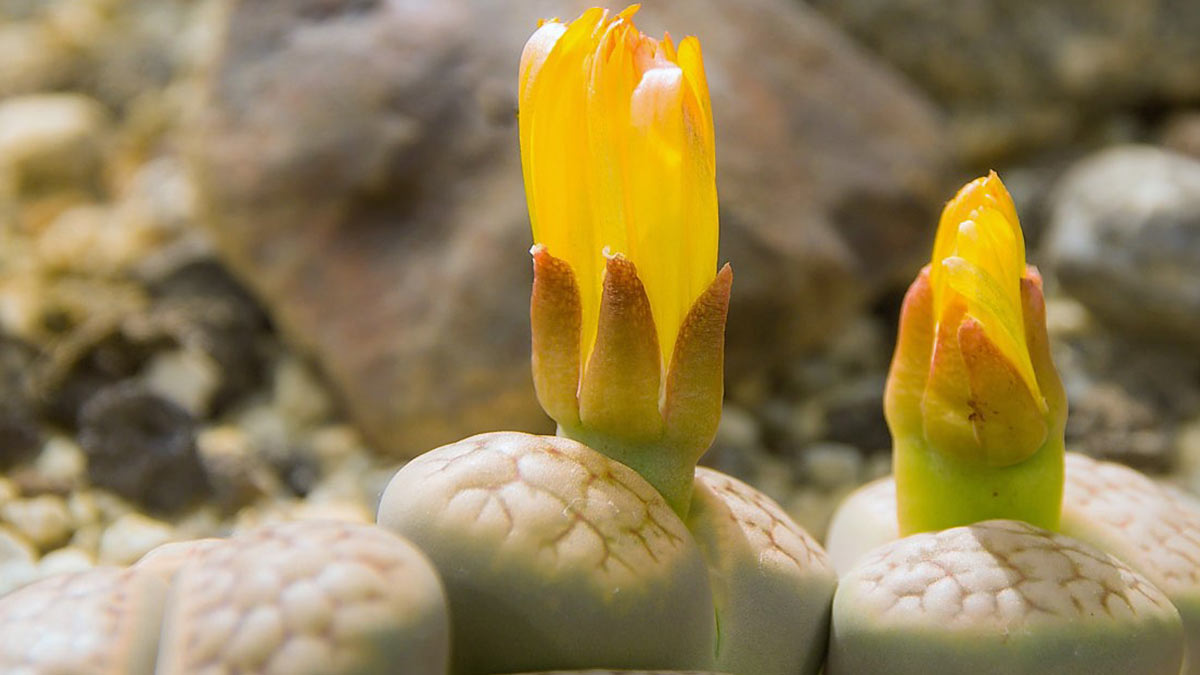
[187,0,950,457]
[1,495,73,552]
[99,512,176,566]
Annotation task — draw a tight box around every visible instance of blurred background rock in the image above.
[0,0,1197,579]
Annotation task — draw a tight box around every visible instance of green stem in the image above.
[893,433,1064,536]
[558,425,697,519]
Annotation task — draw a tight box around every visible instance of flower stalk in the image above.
[520,6,727,517]
[887,173,1068,535]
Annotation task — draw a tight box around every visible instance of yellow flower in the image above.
[929,172,1042,410]
[886,172,1068,534]
[519,4,717,371]
[519,6,729,516]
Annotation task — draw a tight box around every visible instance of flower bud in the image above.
[887,173,1067,534]
[520,6,728,516]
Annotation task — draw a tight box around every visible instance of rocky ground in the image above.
[0,0,1198,592]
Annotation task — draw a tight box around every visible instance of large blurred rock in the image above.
[809,0,1200,164]
[1044,146,1200,344]
[187,0,950,456]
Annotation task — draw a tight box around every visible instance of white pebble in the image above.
[142,348,221,416]
[99,513,176,566]
[37,547,95,578]
[0,526,37,595]
[800,442,863,489]
[1,495,73,551]
[35,436,86,488]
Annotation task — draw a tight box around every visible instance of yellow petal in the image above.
[520,8,609,365]
[520,6,718,373]
[930,172,1042,408]
[930,171,1020,310]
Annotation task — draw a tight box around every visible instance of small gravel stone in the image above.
[715,405,761,451]
[290,500,373,525]
[0,526,37,596]
[88,489,136,523]
[0,495,73,552]
[37,546,95,577]
[36,203,151,276]
[34,435,87,488]
[196,424,276,510]
[0,93,108,194]
[798,442,863,490]
[0,477,15,506]
[0,335,40,470]
[236,403,289,457]
[786,488,842,543]
[821,376,889,453]
[140,347,221,416]
[99,512,176,566]
[70,525,103,556]
[703,405,764,481]
[79,381,211,513]
[274,356,333,429]
[66,491,100,529]
[143,260,271,409]
[1162,111,1200,159]
[0,22,73,99]
[308,425,366,473]
[1045,295,1093,337]
[1174,418,1200,503]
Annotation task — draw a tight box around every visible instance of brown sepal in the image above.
[884,266,935,437]
[578,254,664,441]
[530,245,581,427]
[1021,266,1067,433]
[663,264,732,460]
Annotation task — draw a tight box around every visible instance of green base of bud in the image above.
[559,424,698,518]
[893,433,1064,536]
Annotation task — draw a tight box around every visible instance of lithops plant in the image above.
[828,520,1184,675]
[686,468,836,675]
[0,520,451,675]
[1061,453,1200,671]
[826,457,1200,669]
[823,476,897,576]
[378,6,836,675]
[378,432,715,674]
[0,566,168,674]
[155,520,449,675]
[825,172,1200,671]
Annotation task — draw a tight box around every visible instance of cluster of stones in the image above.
[1,436,1198,674]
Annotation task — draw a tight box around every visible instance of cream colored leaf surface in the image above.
[377,431,714,675]
[381,431,697,590]
[0,567,167,675]
[1062,453,1200,673]
[156,520,448,675]
[688,467,836,675]
[829,519,1183,675]
[133,537,228,585]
